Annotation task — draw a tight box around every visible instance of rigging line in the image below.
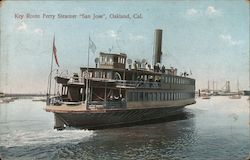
[115,25,123,52]
[248,34,250,158]
[164,49,189,71]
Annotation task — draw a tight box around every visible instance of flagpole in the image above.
[84,36,90,110]
[47,36,54,104]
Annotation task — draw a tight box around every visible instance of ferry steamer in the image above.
[45,29,196,129]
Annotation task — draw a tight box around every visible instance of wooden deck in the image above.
[45,104,107,113]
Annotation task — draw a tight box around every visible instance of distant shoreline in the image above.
[3,93,46,98]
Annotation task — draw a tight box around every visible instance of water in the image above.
[0,97,249,160]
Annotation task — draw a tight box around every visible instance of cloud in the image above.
[219,34,242,46]
[206,6,220,16]
[33,28,44,36]
[16,22,27,31]
[185,6,221,19]
[99,30,118,38]
[186,8,199,16]
[128,34,144,41]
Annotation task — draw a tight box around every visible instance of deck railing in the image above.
[88,100,127,110]
[116,81,161,89]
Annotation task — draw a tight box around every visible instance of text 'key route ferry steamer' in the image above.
[45,29,196,130]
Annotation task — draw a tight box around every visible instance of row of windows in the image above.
[127,91,195,102]
[164,76,194,85]
[138,75,194,85]
[93,71,112,79]
[100,56,125,65]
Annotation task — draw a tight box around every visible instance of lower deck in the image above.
[45,98,195,113]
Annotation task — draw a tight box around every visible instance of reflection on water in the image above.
[0,97,249,160]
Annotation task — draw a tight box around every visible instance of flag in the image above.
[89,37,96,54]
[53,35,59,67]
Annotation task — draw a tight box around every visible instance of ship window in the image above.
[134,92,138,101]
[109,57,113,64]
[153,92,157,101]
[114,56,118,63]
[145,92,148,101]
[161,92,164,101]
[107,72,112,79]
[89,72,93,78]
[157,92,160,101]
[139,92,143,101]
[127,92,132,101]
[102,72,106,78]
[149,92,153,101]
[95,71,100,78]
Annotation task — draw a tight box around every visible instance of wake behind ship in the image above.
[45,29,196,129]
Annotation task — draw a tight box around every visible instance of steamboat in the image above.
[45,29,196,129]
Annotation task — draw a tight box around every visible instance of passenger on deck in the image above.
[161,65,165,73]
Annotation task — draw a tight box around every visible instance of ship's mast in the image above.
[47,36,55,104]
[84,37,91,110]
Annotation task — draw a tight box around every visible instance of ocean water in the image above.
[0,97,249,160]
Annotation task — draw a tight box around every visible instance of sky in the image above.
[0,0,249,94]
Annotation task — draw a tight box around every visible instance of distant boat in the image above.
[201,94,211,99]
[229,80,241,99]
[0,92,5,98]
[243,90,250,96]
[0,97,14,104]
[32,97,47,102]
[229,94,241,99]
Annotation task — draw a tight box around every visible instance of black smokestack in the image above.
[154,29,163,65]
